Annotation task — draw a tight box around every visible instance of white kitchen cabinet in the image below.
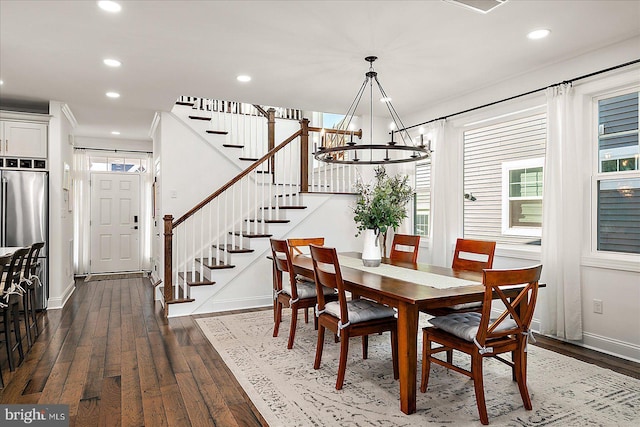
[0,120,48,158]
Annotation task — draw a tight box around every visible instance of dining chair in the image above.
[451,238,496,272]
[0,247,29,372]
[420,264,542,425]
[270,238,336,349]
[389,233,420,263]
[424,238,497,317]
[21,242,45,348]
[287,237,326,325]
[309,244,398,390]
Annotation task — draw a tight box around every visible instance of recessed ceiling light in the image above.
[527,29,550,40]
[103,58,121,67]
[106,91,120,98]
[98,1,121,13]
[237,75,251,82]
[380,97,392,103]
[111,131,120,135]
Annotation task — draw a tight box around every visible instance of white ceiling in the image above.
[1,0,639,141]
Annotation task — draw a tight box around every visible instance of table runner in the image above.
[337,254,480,289]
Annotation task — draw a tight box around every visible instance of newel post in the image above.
[163,214,174,305]
[299,118,309,192]
[267,108,276,183]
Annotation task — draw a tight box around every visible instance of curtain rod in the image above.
[74,147,152,154]
[400,58,640,132]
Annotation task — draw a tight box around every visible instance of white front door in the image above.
[90,172,141,273]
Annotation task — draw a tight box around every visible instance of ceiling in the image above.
[1,1,638,141]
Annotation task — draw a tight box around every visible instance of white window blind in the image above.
[414,160,430,237]
[463,112,546,244]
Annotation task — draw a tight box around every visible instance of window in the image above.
[89,155,148,173]
[502,158,543,236]
[414,160,430,237]
[463,111,546,244]
[595,90,640,254]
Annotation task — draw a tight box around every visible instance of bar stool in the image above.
[0,254,11,388]
[21,242,45,348]
[1,247,29,372]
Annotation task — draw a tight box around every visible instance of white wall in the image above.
[47,102,75,309]
[410,37,640,361]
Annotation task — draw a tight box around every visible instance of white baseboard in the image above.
[581,332,640,363]
[47,279,76,310]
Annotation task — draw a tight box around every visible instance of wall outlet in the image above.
[593,299,603,314]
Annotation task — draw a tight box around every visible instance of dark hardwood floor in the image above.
[0,277,267,427]
[1,277,638,426]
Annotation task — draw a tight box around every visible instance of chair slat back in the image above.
[3,247,30,293]
[389,234,420,263]
[269,239,299,299]
[476,265,542,346]
[309,244,349,323]
[24,242,45,277]
[452,238,496,272]
[287,237,324,257]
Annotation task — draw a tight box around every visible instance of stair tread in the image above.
[238,157,259,161]
[223,144,244,148]
[158,286,195,304]
[177,271,216,286]
[175,101,195,106]
[230,232,272,238]
[206,130,228,135]
[260,205,307,210]
[195,257,235,269]
[189,115,211,121]
[212,244,254,254]
[245,218,290,224]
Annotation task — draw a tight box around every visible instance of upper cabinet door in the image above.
[1,120,48,158]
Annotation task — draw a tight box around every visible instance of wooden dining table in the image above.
[290,252,531,415]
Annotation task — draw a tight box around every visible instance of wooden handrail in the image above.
[252,104,268,118]
[172,129,303,229]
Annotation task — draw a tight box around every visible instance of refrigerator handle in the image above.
[1,178,6,247]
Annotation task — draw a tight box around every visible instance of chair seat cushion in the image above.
[282,279,334,300]
[295,274,314,283]
[428,312,517,342]
[450,301,482,310]
[323,299,396,324]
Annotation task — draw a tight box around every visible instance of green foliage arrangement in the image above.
[353,166,413,238]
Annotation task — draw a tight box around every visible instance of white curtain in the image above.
[428,120,461,267]
[539,84,583,341]
[73,150,91,274]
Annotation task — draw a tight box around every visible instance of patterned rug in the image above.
[196,310,640,426]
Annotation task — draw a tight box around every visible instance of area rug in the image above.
[196,310,639,426]
[84,272,146,282]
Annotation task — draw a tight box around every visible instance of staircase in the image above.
[157,97,362,317]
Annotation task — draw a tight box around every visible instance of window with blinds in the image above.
[596,90,640,254]
[463,112,546,244]
[414,160,430,237]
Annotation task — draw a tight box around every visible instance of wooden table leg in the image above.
[397,302,418,415]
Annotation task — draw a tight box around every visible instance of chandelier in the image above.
[314,56,431,165]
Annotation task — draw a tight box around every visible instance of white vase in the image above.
[362,229,381,267]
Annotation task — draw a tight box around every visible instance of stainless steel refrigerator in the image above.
[0,170,48,309]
